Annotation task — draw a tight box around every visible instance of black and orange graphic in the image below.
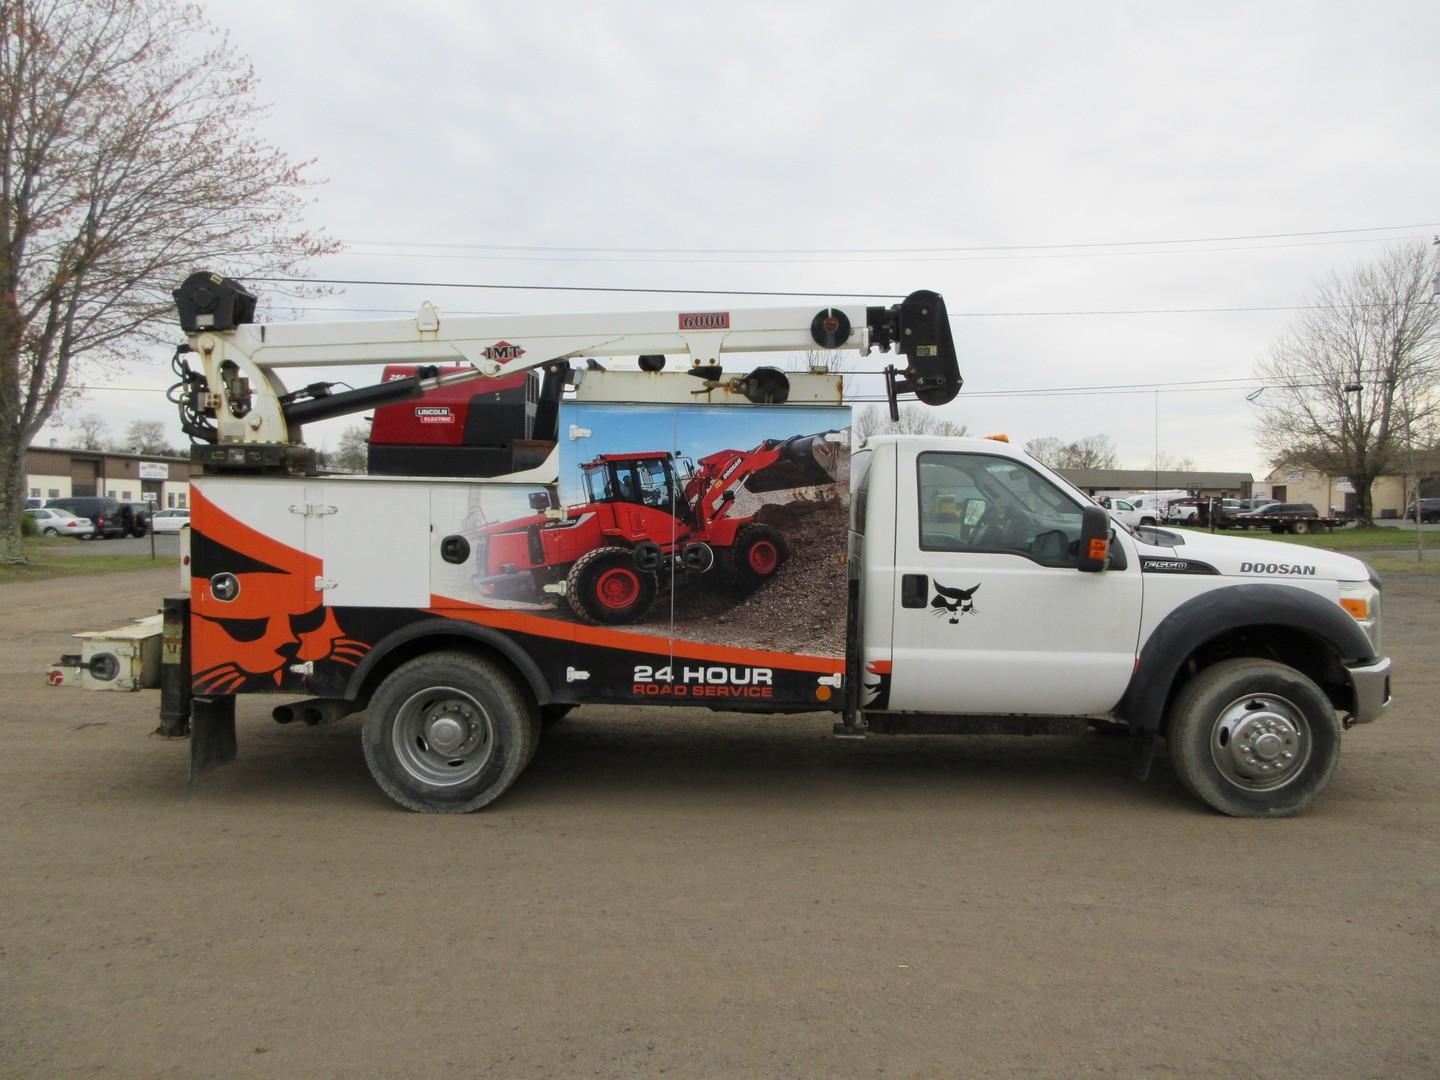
[190,490,370,693]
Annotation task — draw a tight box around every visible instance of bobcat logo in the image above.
[931,581,980,623]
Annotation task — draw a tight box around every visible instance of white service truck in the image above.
[130,274,1391,818]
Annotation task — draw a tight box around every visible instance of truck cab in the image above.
[852,435,1390,816]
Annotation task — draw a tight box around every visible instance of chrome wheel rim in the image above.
[1209,692,1311,791]
[392,686,494,787]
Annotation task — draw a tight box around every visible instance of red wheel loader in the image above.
[475,431,841,624]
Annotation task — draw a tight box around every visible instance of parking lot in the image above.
[1,565,1437,1078]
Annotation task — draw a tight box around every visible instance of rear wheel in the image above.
[1289,519,1312,535]
[727,523,789,593]
[566,546,658,625]
[361,651,539,813]
[1166,658,1340,817]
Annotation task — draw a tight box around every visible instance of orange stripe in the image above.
[866,659,892,674]
[429,594,842,673]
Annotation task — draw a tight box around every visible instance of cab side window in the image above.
[918,452,1085,566]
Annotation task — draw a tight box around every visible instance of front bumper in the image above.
[1345,656,1392,724]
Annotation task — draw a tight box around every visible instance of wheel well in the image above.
[352,635,542,711]
[1161,624,1352,729]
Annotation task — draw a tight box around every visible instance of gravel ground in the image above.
[0,567,1436,1079]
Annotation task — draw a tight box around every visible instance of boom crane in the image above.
[170,272,961,471]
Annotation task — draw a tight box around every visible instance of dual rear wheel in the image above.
[362,652,540,813]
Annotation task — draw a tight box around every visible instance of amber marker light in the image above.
[1340,598,1369,620]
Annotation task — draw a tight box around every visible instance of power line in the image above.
[343,221,1440,256]
[329,232,1429,266]
[249,277,1396,316]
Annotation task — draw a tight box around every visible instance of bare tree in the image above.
[1147,450,1199,472]
[0,0,335,561]
[120,418,173,455]
[331,424,369,472]
[1023,436,1064,467]
[1021,434,1120,470]
[853,403,967,444]
[71,411,105,449]
[1255,243,1440,524]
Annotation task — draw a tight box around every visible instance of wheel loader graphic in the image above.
[473,430,842,625]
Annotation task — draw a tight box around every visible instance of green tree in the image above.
[0,0,334,562]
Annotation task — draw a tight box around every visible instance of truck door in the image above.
[885,446,1142,716]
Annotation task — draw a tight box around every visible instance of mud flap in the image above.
[190,696,237,780]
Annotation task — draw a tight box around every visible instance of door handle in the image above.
[901,573,928,608]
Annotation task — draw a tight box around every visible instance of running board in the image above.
[860,713,1091,736]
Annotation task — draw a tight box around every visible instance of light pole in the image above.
[1342,382,1362,521]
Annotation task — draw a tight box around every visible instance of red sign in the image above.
[679,312,730,331]
[482,341,526,363]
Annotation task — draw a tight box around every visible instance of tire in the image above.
[43,527,58,536]
[1166,658,1340,817]
[1139,517,1156,528]
[361,651,539,813]
[726,523,789,593]
[1289,520,1311,535]
[566,546,657,625]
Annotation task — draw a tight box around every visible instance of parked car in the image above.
[24,507,95,538]
[42,496,127,539]
[118,501,152,537]
[1403,498,1440,523]
[1239,498,1279,512]
[1122,490,1187,526]
[1164,497,1201,524]
[149,508,191,533]
[1102,497,1144,530]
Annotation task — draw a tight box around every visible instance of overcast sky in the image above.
[52,0,1440,477]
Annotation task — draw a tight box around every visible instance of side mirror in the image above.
[528,491,551,512]
[1077,505,1110,572]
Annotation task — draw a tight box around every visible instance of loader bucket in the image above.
[746,432,842,493]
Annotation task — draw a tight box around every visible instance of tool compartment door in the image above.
[313,479,431,608]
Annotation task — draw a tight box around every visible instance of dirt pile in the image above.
[667,493,847,656]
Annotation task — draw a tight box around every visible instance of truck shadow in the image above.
[162,709,1196,816]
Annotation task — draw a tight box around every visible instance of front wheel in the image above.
[361,651,539,813]
[727,523,789,593]
[1289,520,1312,535]
[566,546,658,625]
[1166,658,1340,817]
[43,527,58,536]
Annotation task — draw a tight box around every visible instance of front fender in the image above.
[1118,583,1375,733]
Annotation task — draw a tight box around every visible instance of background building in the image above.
[1261,455,1440,518]
[25,447,195,508]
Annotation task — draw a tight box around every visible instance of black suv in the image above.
[43,496,128,539]
[1404,498,1440,523]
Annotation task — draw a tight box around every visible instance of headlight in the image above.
[1339,578,1381,652]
